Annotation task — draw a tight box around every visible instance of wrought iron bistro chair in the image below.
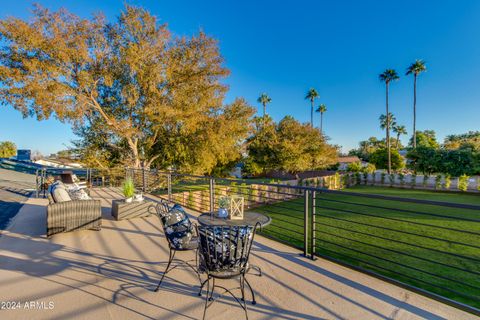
[153,200,201,292]
[197,224,259,320]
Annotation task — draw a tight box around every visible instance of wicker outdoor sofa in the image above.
[46,181,102,238]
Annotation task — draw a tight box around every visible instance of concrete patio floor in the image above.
[0,187,477,320]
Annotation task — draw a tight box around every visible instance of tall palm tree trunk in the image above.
[263,102,266,118]
[413,74,417,149]
[320,113,323,134]
[386,83,391,173]
[396,133,400,149]
[310,100,314,127]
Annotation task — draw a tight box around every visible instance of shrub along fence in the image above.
[340,172,480,192]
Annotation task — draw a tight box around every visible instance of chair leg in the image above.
[208,278,215,301]
[244,277,256,305]
[240,275,249,320]
[202,277,210,320]
[195,248,198,268]
[155,248,175,292]
[240,276,246,302]
[198,278,209,296]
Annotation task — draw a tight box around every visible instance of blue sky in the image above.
[0,0,479,155]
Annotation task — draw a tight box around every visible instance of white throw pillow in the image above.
[68,189,91,200]
[52,186,72,203]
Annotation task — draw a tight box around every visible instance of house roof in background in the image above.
[337,156,360,163]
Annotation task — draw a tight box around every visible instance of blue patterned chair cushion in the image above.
[161,205,195,250]
[198,226,254,275]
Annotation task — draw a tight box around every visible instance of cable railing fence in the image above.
[35,167,127,198]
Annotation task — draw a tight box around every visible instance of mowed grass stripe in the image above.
[347,185,480,206]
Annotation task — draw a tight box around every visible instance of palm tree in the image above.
[305,88,319,127]
[315,104,327,134]
[379,113,397,130]
[379,69,400,173]
[392,125,407,149]
[257,93,272,118]
[406,60,426,149]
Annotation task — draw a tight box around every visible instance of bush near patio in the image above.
[369,148,404,171]
[407,147,480,177]
[351,173,479,192]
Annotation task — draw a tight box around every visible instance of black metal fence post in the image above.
[167,173,172,202]
[209,178,215,213]
[142,168,147,192]
[304,189,310,257]
[311,190,316,260]
[35,169,39,198]
[41,168,46,198]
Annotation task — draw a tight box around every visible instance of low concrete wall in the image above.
[170,184,302,213]
[346,172,480,193]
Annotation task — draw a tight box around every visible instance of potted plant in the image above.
[122,178,135,203]
[218,196,230,218]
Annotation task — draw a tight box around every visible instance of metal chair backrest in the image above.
[197,225,258,274]
[156,199,172,217]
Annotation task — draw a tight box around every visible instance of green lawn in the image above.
[161,177,289,195]
[252,186,480,308]
[347,185,480,206]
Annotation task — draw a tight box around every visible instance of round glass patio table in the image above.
[198,211,271,228]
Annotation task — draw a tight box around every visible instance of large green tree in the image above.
[0,141,16,158]
[246,115,337,174]
[152,98,255,174]
[379,69,400,173]
[244,115,278,175]
[406,60,427,149]
[0,5,253,171]
[409,130,439,149]
[305,88,319,127]
[407,146,479,176]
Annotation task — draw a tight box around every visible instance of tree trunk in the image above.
[396,133,400,149]
[310,100,314,127]
[263,102,266,118]
[320,112,323,134]
[386,83,391,174]
[413,74,417,149]
[127,138,141,168]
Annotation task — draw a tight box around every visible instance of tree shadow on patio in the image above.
[251,241,447,320]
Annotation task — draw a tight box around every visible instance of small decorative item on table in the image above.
[217,196,230,218]
[133,193,144,202]
[229,196,244,220]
